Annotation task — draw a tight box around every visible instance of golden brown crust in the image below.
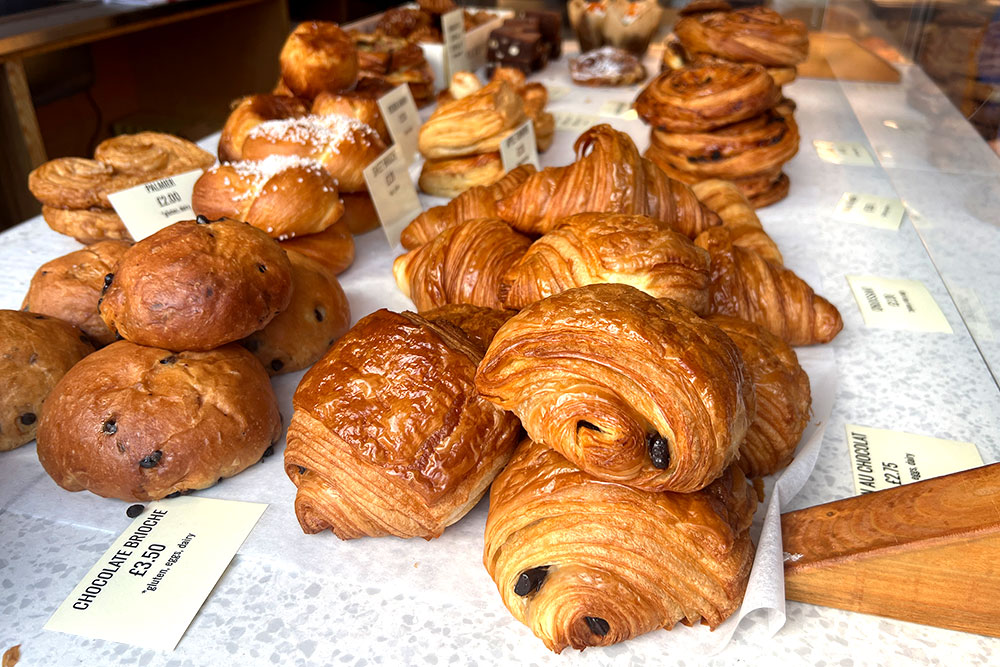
[312,91,389,144]
[418,152,505,198]
[418,80,527,159]
[707,315,810,477]
[420,304,516,353]
[284,309,521,539]
[641,159,722,238]
[279,21,359,99]
[691,179,783,263]
[767,65,797,86]
[99,219,293,351]
[744,170,789,208]
[394,218,532,311]
[28,158,116,210]
[93,132,215,178]
[0,311,94,452]
[22,240,132,347]
[339,191,380,234]
[475,284,754,492]
[500,213,712,313]
[219,94,309,162]
[36,341,280,501]
[484,440,757,652]
[675,7,810,67]
[278,219,355,275]
[41,206,131,245]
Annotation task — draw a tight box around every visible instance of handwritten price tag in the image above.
[834,192,905,230]
[846,275,953,333]
[846,424,982,496]
[363,144,422,248]
[107,169,203,241]
[598,100,639,120]
[45,497,266,651]
[813,140,876,166]
[442,9,470,80]
[499,120,540,172]
[553,111,600,132]
[377,84,421,164]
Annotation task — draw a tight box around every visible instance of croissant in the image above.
[484,440,757,653]
[418,80,527,159]
[691,179,782,264]
[707,315,810,477]
[500,213,711,313]
[393,218,532,311]
[284,309,522,539]
[218,94,309,162]
[476,284,754,492]
[400,165,536,249]
[675,7,809,67]
[694,226,843,345]
[642,158,721,238]
[421,304,516,353]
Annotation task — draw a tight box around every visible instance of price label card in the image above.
[598,100,639,121]
[813,140,876,166]
[45,497,267,651]
[377,84,421,164]
[846,275,953,334]
[553,111,600,132]
[442,9,470,80]
[363,144,422,248]
[544,83,571,101]
[499,120,540,172]
[833,192,905,230]
[846,424,982,496]
[107,169,203,241]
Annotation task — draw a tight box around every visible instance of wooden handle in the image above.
[781,462,1000,637]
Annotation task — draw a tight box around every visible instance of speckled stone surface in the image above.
[2,45,1000,666]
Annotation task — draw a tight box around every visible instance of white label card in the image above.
[107,169,203,241]
[598,100,639,120]
[813,140,876,166]
[846,424,982,496]
[846,275,952,333]
[544,83,571,101]
[834,192,905,230]
[377,84,420,165]
[363,144,422,248]
[441,9,470,80]
[499,120,540,172]
[45,497,267,651]
[553,111,600,132]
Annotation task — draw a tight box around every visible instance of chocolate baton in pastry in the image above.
[500,213,711,314]
[418,152,505,199]
[694,226,843,345]
[279,21,359,99]
[418,80,527,160]
[691,179,782,263]
[675,7,809,67]
[484,440,757,652]
[22,240,132,347]
[0,311,94,452]
[99,219,292,351]
[93,132,215,178]
[284,309,522,539]
[279,220,355,276]
[420,304,516,353]
[633,62,781,133]
[569,46,647,87]
[36,341,281,501]
[393,218,533,312]
[41,206,130,245]
[476,284,754,493]
[707,315,810,477]
[218,94,310,162]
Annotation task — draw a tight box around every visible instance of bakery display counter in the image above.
[2,24,1000,667]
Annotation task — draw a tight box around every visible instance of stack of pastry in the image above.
[417,68,554,198]
[27,132,215,244]
[349,32,436,107]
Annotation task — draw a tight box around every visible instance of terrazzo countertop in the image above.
[2,46,1000,666]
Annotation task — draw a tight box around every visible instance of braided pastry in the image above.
[476,284,753,492]
[278,220,355,276]
[218,94,309,162]
[500,213,711,313]
[418,80,527,159]
[94,132,215,178]
[675,7,809,67]
[312,91,389,144]
[484,440,757,652]
[284,308,521,538]
[691,179,782,263]
[279,21,359,99]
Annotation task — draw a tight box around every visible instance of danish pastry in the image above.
[675,7,809,67]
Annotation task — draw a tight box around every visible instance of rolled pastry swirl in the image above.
[41,206,130,245]
[500,212,711,313]
[94,132,215,178]
[634,62,780,132]
[707,315,811,477]
[218,94,309,162]
[484,439,758,653]
[691,179,783,263]
[285,309,521,539]
[394,218,532,311]
[476,283,754,492]
[29,158,122,210]
[675,7,809,67]
[738,171,790,209]
[695,226,843,345]
[418,80,527,159]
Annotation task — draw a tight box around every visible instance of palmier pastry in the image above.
[707,315,810,477]
[218,94,309,162]
[418,152,504,199]
[418,80,527,160]
[0,311,94,451]
[691,179,782,263]
[642,159,721,239]
[242,250,351,375]
[284,309,521,539]
[93,132,215,178]
[339,191,380,234]
[401,165,536,249]
[312,91,389,144]
[36,341,281,501]
[420,304,515,353]
[41,206,130,245]
[242,114,386,193]
[22,240,132,347]
[394,218,532,311]
[675,7,809,67]
[694,226,843,345]
[484,440,757,652]
[634,63,780,132]
[279,21,359,99]
[192,155,343,240]
[476,284,754,492]
[29,158,122,210]
[99,218,292,351]
[569,46,647,87]
[279,220,355,275]
[500,213,711,313]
